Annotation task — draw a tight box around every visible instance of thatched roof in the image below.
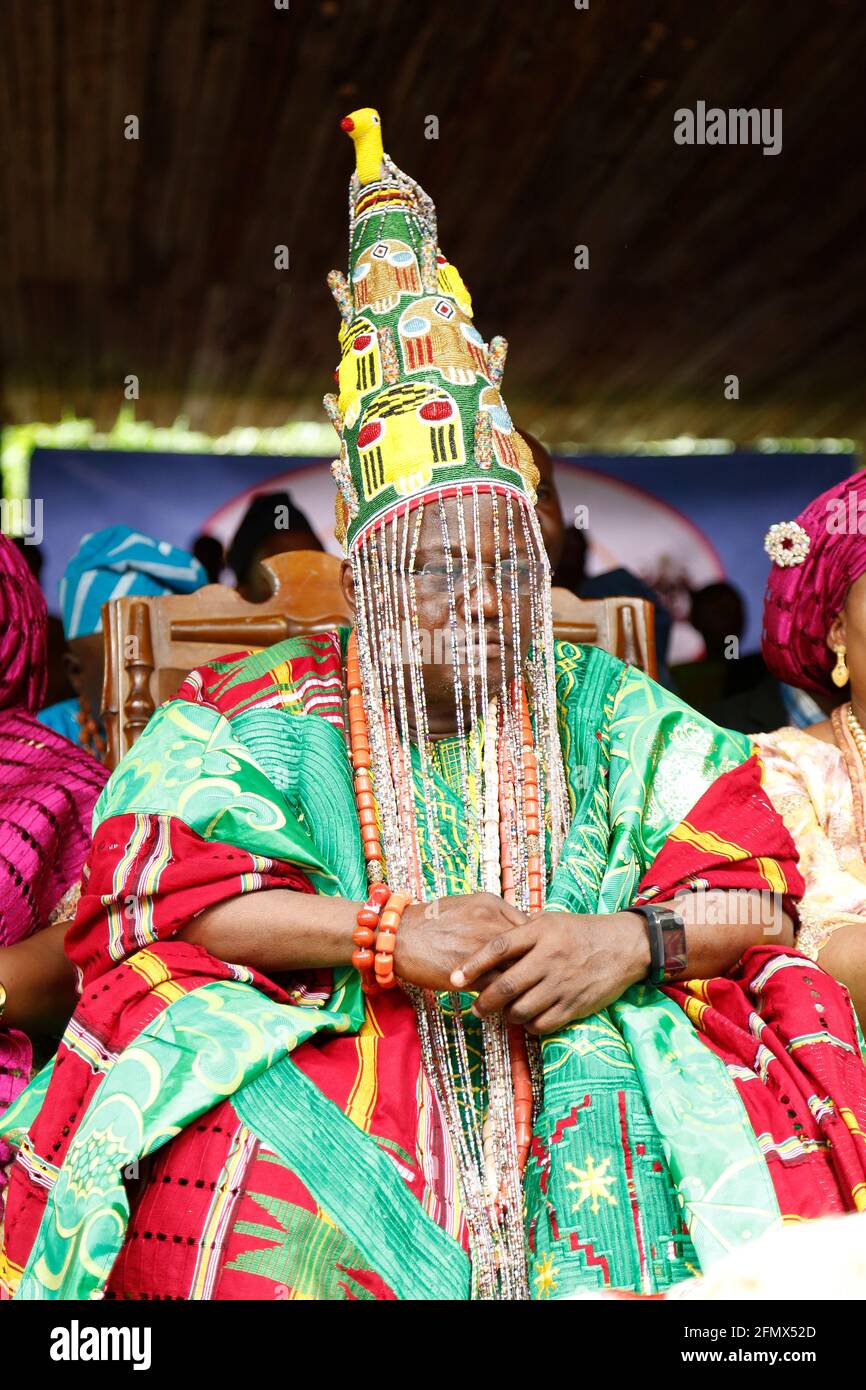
[1,0,864,445]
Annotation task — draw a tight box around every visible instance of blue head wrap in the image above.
[60,527,207,639]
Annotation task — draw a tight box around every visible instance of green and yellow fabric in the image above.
[5,633,866,1301]
[325,108,538,550]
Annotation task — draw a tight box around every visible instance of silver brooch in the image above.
[764,520,810,568]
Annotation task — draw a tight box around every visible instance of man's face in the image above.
[343,492,542,729]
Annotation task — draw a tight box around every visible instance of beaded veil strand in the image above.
[328,109,570,1298]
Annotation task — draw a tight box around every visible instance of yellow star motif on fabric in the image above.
[533,1252,558,1299]
[565,1154,618,1214]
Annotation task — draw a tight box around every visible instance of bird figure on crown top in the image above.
[339,107,474,316]
[340,107,384,185]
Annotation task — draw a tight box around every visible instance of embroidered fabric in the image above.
[48,879,82,928]
[754,724,866,961]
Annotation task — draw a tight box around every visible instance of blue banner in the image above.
[28,446,857,657]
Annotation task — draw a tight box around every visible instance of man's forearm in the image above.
[0,920,79,1033]
[176,888,362,972]
[628,888,794,982]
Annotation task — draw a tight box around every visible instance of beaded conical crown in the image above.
[325,108,539,552]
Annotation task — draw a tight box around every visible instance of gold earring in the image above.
[832,645,849,688]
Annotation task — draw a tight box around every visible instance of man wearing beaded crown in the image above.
[4,109,866,1303]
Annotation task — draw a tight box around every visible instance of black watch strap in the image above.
[629,905,688,985]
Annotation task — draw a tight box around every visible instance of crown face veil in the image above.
[326,109,570,1297]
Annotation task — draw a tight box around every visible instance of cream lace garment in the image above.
[754,726,866,960]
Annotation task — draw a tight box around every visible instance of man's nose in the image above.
[452,565,498,617]
[477,567,499,616]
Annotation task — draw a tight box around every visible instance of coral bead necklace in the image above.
[346,630,539,1178]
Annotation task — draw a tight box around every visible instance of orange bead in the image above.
[357,806,378,828]
[376,931,397,954]
[370,884,390,906]
[356,906,380,928]
[377,971,396,989]
[352,927,375,949]
[362,839,382,861]
[379,910,401,931]
[352,947,374,970]
[353,750,371,770]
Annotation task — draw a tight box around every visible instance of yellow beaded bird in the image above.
[338,107,474,317]
[339,107,384,186]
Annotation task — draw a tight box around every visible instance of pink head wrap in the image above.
[762,469,866,695]
[0,536,108,1171]
[0,537,47,713]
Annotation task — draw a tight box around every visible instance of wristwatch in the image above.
[628,904,688,985]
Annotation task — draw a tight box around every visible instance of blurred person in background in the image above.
[11,538,74,709]
[527,433,673,686]
[673,582,768,720]
[755,471,866,1024]
[677,583,826,735]
[38,526,207,757]
[228,491,323,601]
[192,532,225,585]
[0,535,108,1210]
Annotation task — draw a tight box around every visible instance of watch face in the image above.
[660,914,688,980]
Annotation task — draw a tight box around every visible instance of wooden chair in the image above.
[550,588,657,680]
[101,550,351,769]
[101,557,658,769]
